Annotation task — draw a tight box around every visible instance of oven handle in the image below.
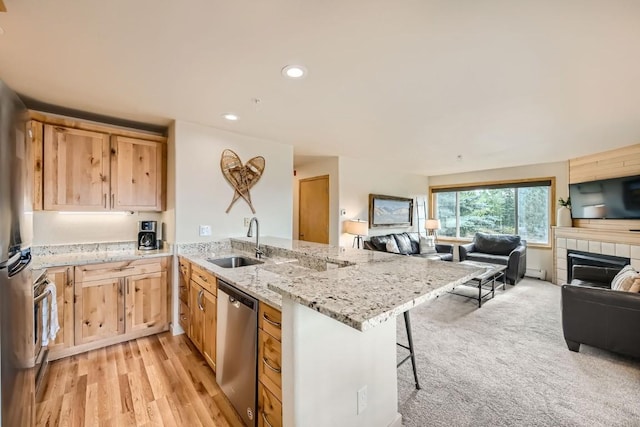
[34,288,52,305]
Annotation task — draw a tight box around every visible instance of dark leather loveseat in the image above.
[561,265,640,358]
[459,232,527,284]
[363,232,454,261]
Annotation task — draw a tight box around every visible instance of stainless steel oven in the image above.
[33,272,51,395]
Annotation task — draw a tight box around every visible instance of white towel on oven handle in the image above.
[41,281,60,346]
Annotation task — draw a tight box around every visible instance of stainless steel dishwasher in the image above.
[216,279,258,427]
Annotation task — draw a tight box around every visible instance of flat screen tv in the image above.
[569,175,640,219]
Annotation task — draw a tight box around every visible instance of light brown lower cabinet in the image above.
[258,377,283,427]
[48,257,169,360]
[125,271,167,332]
[258,302,283,426]
[44,266,74,355]
[74,277,125,345]
[189,278,217,372]
[178,257,190,332]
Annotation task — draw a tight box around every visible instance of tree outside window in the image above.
[433,180,551,244]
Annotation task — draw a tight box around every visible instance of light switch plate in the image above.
[199,225,212,236]
[357,385,367,414]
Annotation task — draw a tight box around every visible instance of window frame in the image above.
[428,177,556,249]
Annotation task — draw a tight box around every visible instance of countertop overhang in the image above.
[182,237,484,331]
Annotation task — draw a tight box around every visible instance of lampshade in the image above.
[345,219,369,236]
[425,219,441,231]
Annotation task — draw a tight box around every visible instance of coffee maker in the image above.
[138,221,157,250]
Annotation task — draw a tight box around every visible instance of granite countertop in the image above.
[180,236,485,331]
[31,241,172,269]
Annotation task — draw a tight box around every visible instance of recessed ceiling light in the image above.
[222,113,239,121]
[282,65,307,79]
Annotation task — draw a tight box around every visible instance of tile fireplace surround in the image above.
[553,226,640,284]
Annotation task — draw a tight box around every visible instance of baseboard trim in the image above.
[388,412,403,427]
[49,324,169,361]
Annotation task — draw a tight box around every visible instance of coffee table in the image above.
[449,261,507,307]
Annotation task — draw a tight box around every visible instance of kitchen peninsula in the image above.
[180,236,483,427]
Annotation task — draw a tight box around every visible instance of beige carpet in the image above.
[396,278,640,427]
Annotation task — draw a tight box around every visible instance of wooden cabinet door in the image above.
[74,277,124,345]
[125,271,167,333]
[258,329,282,398]
[29,120,43,211]
[202,290,217,372]
[178,258,190,304]
[189,280,204,351]
[45,267,74,354]
[258,382,283,427]
[110,135,164,211]
[43,125,110,210]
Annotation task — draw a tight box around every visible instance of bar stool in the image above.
[397,311,421,389]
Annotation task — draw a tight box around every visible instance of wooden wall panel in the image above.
[569,143,640,184]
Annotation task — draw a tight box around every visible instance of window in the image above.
[432,179,553,244]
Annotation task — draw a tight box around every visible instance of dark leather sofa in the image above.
[459,232,527,284]
[561,265,640,358]
[363,232,454,261]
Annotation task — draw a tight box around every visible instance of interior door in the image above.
[299,175,329,244]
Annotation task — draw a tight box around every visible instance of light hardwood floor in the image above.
[36,332,243,427]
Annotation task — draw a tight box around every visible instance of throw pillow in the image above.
[419,236,435,254]
[393,233,414,255]
[369,235,394,252]
[610,265,640,291]
[385,239,400,254]
[629,279,640,293]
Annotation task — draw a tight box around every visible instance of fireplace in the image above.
[566,250,629,282]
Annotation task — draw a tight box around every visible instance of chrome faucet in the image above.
[246,217,263,259]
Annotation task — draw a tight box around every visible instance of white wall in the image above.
[428,160,570,277]
[32,211,163,245]
[173,120,293,243]
[293,157,340,245]
[282,298,400,427]
[338,157,429,247]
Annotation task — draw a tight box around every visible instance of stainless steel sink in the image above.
[207,256,264,268]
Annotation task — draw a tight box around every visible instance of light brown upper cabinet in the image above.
[39,120,166,212]
[111,135,165,211]
[43,125,110,211]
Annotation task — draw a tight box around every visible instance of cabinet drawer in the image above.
[259,303,282,341]
[258,329,282,399]
[178,257,191,281]
[178,300,190,333]
[258,382,282,427]
[191,264,216,295]
[178,277,190,304]
[75,257,166,283]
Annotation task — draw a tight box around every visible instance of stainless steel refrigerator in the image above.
[0,80,34,426]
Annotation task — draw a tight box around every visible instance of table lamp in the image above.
[345,219,369,249]
[425,218,441,243]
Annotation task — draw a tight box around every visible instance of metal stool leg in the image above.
[397,311,421,390]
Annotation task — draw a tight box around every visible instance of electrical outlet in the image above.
[357,385,367,414]
[244,217,251,227]
[199,225,212,236]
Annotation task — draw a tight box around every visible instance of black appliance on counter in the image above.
[138,221,158,250]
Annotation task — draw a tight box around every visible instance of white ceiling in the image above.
[1,1,640,176]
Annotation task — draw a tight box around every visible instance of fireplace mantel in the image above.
[552,226,640,284]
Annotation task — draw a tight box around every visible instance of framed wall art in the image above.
[368,194,413,227]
